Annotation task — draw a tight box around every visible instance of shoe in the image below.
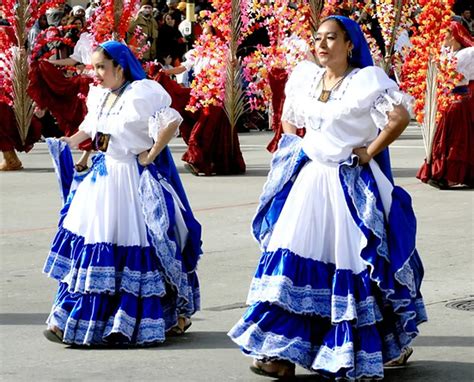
[384,347,413,367]
[167,317,192,337]
[427,179,447,190]
[43,327,64,344]
[184,163,200,176]
[249,359,295,379]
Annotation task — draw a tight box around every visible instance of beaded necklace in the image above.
[97,81,130,118]
[318,67,353,103]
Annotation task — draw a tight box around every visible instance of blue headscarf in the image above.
[326,15,373,69]
[100,41,146,81]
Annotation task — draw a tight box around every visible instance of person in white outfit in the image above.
[43,41,202,346]
[228,16,427,380]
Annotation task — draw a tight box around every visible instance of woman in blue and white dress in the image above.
[43,41,202,346]
[228,16,427,380]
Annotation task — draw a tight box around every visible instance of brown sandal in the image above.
[384,347,413,367]
[43,326,64,344]
[167,317,192,336]
[249,359,295,379]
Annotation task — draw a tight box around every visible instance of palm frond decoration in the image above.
[223,0,247,153]
[308,0,325,36]
[12,0,34,145]
[112,0,124,41]
[382,0,403,74]
[421,58,438,163]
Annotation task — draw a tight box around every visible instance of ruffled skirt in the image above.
[417,82,474,186]
[182,106,246,175]
[229,160,426,380]
[44,153,200,346]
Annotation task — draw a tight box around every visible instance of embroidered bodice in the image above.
[79,79,182,161]
[281,61,413,164]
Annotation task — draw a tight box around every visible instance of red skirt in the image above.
[28,60,93,151]
[266,67,305,153]
[0,101,42,152]
[417,81,474,186]
[182,106,246,175]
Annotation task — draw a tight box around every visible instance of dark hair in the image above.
[94,46,133,81]
[320,17,351,42]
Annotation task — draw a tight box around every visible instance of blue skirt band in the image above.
[48,282,171,345]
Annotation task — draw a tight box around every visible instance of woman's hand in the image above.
[59,136,72,146]
[353,147,372,165]
[138,151,152,166]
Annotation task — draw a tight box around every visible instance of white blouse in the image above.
[456,47,474,85]
[79,79,183,160]
[281,61,413,164]
[69,32,95,65]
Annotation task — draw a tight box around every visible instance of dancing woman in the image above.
[228,16,426,380]
[43,41,202,346]
[417,21,474,189]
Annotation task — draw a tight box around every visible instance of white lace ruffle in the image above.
[312,344,384,379]
[148,107,182,140]
[370,89,414,130]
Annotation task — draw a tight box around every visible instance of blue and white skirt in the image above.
[44,142,201,346]
[228,159,427,380]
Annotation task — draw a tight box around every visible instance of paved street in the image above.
[0,126,473,381]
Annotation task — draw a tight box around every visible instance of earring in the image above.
[348,49,353,59]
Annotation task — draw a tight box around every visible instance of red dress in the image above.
[28,60,93,151]
[0,101,42,153]
[417,81,474,187]
[266,67,305,153]
[182,106,246,175]
[152,71,246,175]
[0,26,42,152]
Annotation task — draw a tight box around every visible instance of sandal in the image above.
[74,163,89,172]
[167,317,192,337]
[249,359,295,379]
[384,347,413,367]
[184,163,200,176]
[43,326,64,344]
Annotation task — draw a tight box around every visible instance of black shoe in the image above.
[427,179,448,190]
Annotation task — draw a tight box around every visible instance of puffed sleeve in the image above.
[343,66,413,130]
[78,84,107,137]
[370,88,414,130]
[456,47,474,82]
[124,79,183,138]
[281,60,323,129]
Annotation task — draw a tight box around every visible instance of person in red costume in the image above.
[0,25,43,171]
[417,21,474,189]
[29,25,95,172]
[160,24,246,176]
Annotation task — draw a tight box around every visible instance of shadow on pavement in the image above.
[384,361,474,382]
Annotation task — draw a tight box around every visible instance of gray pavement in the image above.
[0,126,473,381]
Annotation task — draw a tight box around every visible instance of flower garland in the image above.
[188,0,317,112]
[400,0,461,124]
[0,31,14,106]
[238,0,315,111]
[186,0,230,111]
[90,0,139,45]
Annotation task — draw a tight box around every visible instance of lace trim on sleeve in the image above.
[148,107,183,140]
[281,100,308,130]
[281,63,324,129]
[370,89,414,130]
